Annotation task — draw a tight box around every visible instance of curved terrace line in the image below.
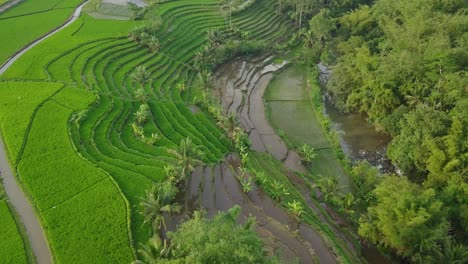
[0,1,89,75]
[0,2,88,264]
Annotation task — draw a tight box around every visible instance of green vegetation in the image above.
[0,0,83,64]
[0,193,27,264]
[248,152,361,263]
[0,81,62,162]
[291,0,468,262]
[135,206,275,264]
[0,0,293,262]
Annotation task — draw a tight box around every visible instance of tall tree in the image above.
[131,66,151,87]
[140,181,181,234]
[359,176,449,261]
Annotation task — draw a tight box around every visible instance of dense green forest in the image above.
[281,0,467,262]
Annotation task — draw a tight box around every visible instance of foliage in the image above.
[131,66,152,87]
[167,206,272,263]
[287,200,304,219]
[349,161,380,209]
[0,201,27,264]
[140,181,181,233]
[167,138,204,183]
[299,144,318,164]
[0,0,83,64]
[359,176,451,262]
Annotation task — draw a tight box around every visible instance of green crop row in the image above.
[0,201,28,264]
[17,98,134,263]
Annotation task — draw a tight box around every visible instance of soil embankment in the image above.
[212,57,364,263]
[166,155,336,264]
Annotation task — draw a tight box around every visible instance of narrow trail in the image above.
[0,2,89,264]
[0,0,22,13]
[0,1,89,75]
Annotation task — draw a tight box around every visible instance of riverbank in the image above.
[213,57,365,263]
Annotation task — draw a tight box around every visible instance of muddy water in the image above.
[212,58,396,264]
[263,63,393,263]
[212,58,363,263]
[323,100,393,172]
[317,63,393,172]
[166,155,335,264]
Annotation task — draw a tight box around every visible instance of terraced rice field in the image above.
[0,0,295,262]
[214,58,363,263]
[0,0,83,64]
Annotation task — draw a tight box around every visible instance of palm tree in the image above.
[217,112,239,139]
[198,69,213,89]
[140,181,181,234]
[168,138,204,185]
[432,239,468,264]
[134,88,148,102]
[131,66,151,87]
[147,36,160,52]
[207,29,224,47]
[132,235,172,264]
[299,144,318,164]
[135,104,150,124]
[132,122,144,138]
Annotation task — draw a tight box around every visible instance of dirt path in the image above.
[0,137,52,264]
[0,2,89,264]
[0,0,22,13]
[0,1,89,75]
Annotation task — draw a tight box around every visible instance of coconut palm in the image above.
[132,235,172,264]
[134,88,148,102]
[140,181,181,234]
[197,69,213,89]
[314,175,340,202]
[207,29,225,47]
[217,112,239,139]
[135,104,151,124]
[131,66,151,87]
[147,36,160,52]
[167,138,204,185]
[132,122,144,138]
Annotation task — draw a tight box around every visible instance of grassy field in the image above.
[0,81,63,162]
[0,200,27,264]
[0,0,364,263]
[0,0,360,262]
[0,0,83,64]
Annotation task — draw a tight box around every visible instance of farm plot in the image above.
[0,0,293,262]
[0,199,27,264]
[0,0,84,64]
[0,81,62,162]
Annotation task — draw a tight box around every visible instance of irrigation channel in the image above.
[0,2,88,263]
